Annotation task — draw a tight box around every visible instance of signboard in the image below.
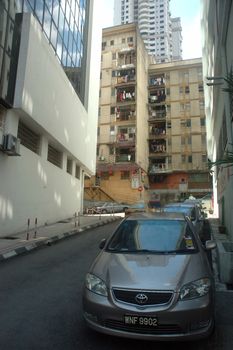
[131,175,139,189]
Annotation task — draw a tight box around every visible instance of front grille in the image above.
[112,288,173,306]
[104,319,182,335]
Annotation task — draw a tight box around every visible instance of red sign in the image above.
[138,186,143,192]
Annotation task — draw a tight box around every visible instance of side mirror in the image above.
[99,238,106,249]
[205,240,216,250]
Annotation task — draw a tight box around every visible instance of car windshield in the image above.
[164,206,191,214]
[106,219,197,254]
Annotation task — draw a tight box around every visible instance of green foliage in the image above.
[222,69,233,94]
[208,150,233,169]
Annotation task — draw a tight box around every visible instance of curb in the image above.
[0,217,120,263]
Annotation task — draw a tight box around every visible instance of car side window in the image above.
[191,208,196,221]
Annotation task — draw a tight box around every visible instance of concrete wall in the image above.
[0,11,101,236]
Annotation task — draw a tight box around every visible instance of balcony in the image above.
[116,87,135,104]
[148,75,165,88]
[117,50,136,69]
[115,68,136,86]
[148,90,166,104]
[115,107,136,122]
[149,140,167,157]
[116,132,136,147]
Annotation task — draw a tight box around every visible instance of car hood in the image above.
[91,251,206,291]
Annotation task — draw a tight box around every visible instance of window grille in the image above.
[17,121,40,154]
[75,165,80,179]
[67,158,73,175]
[47,144,62,168]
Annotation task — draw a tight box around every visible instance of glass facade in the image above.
[0,0,89,107]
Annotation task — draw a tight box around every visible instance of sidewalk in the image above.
[0,214,123,262]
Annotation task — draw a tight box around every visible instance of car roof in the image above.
[164,202,196,208]
[125,211,186,221]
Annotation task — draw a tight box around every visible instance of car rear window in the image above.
[163,206,191,214]
[106,219,197,254]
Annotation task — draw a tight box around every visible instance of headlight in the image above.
[85,273,108,296]
[180,278,211,300]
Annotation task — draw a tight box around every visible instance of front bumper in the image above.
[82,289,215,341]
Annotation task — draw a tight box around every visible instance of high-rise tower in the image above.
[114,0,182,63]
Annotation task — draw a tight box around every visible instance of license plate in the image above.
[124,315,158,327]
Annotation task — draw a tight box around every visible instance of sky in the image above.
[98,0,202,59]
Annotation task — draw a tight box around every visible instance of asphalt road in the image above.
[0,222,232,350]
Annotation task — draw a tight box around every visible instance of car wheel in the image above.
[102,209,107,214]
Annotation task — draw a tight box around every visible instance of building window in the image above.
[122,38,126,43]
[127,37,133,43]
[121,171,130,179]
[198,84,204,92]
[110,40,114,46]
[111,88,115,96]
[181,136,185,145]
[110,106,115,114]
[188,135,192,144]
[185,86,190,93]
[110,126,115,135]
[188,155,192,163]
[202,134,206,144]
[202,155,207,163]
[102,42,107,50]
[67,158,73,175]
[112,52,116,60]
[47,144,62,168]
[109,146,114,155]
[199,100,205,110]
[75,165,80,179]
[186,119,191,127]
[200,117,205,126]
[17,121,40,154]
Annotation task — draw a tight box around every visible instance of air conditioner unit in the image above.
[3,134,20,156]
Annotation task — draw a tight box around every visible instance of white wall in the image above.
[0,11,101,236]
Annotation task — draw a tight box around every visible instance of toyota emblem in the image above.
[135,293,148,304]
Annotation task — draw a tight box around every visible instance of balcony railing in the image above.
[149,163,171,174]
[116,154,135,162]
[149,111,166,120]
[116,133,136,143]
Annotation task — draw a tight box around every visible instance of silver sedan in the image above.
[82,212,216,341]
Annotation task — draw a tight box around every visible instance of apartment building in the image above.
[85,23,149,204]
[85,23,211,206]
[201,0,233,240]
[113,0,182,62]
[0,0,101,235]
[147,59,212,206]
